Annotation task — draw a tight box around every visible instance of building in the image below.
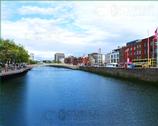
[88,53,103,66]
[64,56,77,65]
[64,56,89,66]
[29,53,34,60]
[105,53,111,65]
[82,56,90,66]
[104,48,120,67]
[110,48,120,65]
[119,35,157,68]
[102,54,106,66]
[54,53,65,63]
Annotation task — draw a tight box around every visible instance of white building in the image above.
[88,53,104,66]
[29,53,34,60]
[105,48,120,67]
[54,53,65,63]
[102,54,106,65]
[105,53,111,65]
[110,48,120,64]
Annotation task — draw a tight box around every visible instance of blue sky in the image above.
[1,1,158,60]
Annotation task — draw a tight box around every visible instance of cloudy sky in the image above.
[1,1,158,60]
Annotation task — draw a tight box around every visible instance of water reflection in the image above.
[0,75,28,126]
[1,66,158,126]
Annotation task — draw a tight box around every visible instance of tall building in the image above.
[54,53,65,63]
[29,53,34,60]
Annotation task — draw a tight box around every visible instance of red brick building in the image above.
[119,35,157,67]
[64,56,89,66]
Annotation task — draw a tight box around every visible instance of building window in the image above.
[137,51,139,55]
[117,54,119,58]
[114,59,116,63]
[139,51,141,54]
[117,59,119,63]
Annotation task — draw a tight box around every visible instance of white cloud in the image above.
[73,1,158,37]
[1,15,115,46]
[1,1,158,59]
[18,6,55,15]
[28,50,56,60]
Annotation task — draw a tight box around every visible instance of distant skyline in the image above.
[1,1,158,60]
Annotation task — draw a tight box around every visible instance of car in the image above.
[106,63,118,68]
[127,63,135,69]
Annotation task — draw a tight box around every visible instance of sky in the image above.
[1,1,158,60]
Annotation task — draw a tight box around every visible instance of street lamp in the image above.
[156,41,158,68]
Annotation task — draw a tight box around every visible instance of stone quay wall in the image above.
[79,67,158,83]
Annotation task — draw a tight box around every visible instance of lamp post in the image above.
[156,40,158,68]
[155,28,158,68]
[147,30,150,67]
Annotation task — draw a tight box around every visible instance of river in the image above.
[0,66,158,126]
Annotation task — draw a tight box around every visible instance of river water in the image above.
[0,66,158,126]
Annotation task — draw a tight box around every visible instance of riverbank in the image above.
[46,63,79,70]
[2,63,157,84]
[79,67,158,84]
[43,64,158,84]
[0,65,33,80]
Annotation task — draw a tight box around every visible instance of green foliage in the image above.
[29,60,38,64]
[0,38,29,63]
[52,60,61,64]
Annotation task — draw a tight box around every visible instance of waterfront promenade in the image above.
[0,64,77,79]
[0,65,33,78]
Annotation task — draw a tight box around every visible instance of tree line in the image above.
[0,39,30,64]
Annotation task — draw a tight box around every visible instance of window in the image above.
[137,51,139,55]
[114,59,116,63]
[139,51,141,54]
[117,54,119,58]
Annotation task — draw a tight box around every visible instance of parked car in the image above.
[106,63,118,68]
[127,63,135,69]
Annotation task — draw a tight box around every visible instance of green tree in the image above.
[0,38,29,64]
